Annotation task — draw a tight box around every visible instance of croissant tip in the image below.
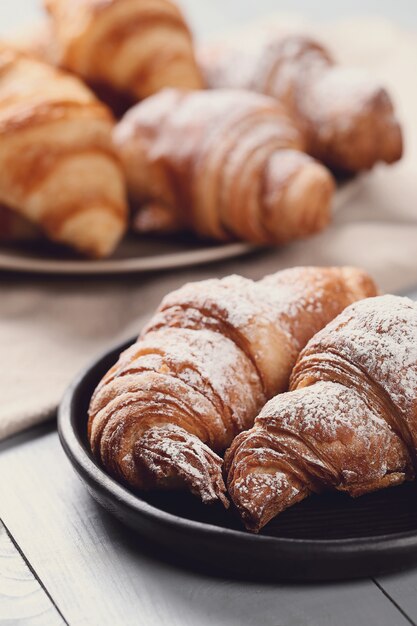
[134,424,228,507]
[200,487,230,509]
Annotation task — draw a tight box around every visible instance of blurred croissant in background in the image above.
[200,34,403,172]
[114,88,335,244]
[0,44,127,257]
[0,1,405,257]
[43,0,204,101]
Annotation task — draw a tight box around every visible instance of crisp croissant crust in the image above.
[226,295,417,531]
[0,44,127,257]
[114,88,335,244]
[88,266,377,504]
[44,0,204,100]
[200,34,403,172]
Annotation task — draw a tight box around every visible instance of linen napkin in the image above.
[1,16,417,441]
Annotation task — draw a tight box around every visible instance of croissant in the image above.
[200,34,403,172]
[88,266,377,505]
[114,88,335,244]
[0,45,127,257]
[226,295,417,531]
[8,19,137,119]
[44,0,204,101]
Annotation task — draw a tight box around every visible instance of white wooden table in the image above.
[2,1,417,624]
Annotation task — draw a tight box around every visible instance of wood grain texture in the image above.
[0,520,64,626]
[0,424,413,626]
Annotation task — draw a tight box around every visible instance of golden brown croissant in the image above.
[44,0,204,101]
[226,295,417,531]
[9,19,136,119]
[200,34,403,172]
[114,88,335,244]
[88,266,377,505]
[0,44,127,257]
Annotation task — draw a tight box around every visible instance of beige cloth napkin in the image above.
[1,16,417,441]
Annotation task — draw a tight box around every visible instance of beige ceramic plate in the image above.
[0,177,363,275]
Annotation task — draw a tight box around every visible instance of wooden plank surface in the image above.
[0,425,413,626]
[375,572,417,625]
[0,519,64,625]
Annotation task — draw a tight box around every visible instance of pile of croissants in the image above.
[0,0,403,257]
[89,266,417,532]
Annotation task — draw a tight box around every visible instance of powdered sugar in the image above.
[160,274,279,328]
[260,381,394,449]
[138,424,227,504]
[301,67,384,125]
[136,326,263,432]
[159,267,365,351]
[235,470,299,501]
[302,295,417,430]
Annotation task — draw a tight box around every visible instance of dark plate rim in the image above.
[58,336,417,556]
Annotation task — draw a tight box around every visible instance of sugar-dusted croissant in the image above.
[226,295,417,531]
[88,266,377,504]
[44,0,204,101]
[0,45,127,257]
[114,88,335,244]
[200,34,403,172]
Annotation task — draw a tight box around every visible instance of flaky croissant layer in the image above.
[114,88,335,244]
[226,295,417,532]
[88,266,377,504]
[0,44,127,257]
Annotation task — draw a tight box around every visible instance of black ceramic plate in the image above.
[58,337,417,582]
